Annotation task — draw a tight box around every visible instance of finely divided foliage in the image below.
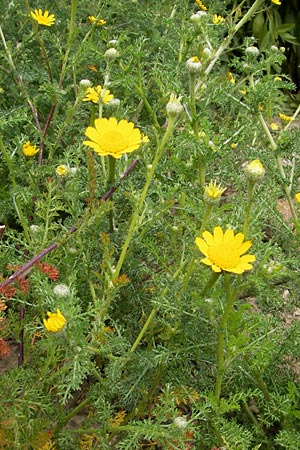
[1,0,300,449]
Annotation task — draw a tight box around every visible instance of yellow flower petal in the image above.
[202,230,215,246]
[213,226,224,245]
[195,237,209,257]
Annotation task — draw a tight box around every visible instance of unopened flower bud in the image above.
[174,416,188,430]
[80,79,92,88]
[104,48,119,61]
[30,224,40,233]
[245,46,259,56]
[56,164,69,177]
[190,11,207,25]
[108,98,121,109]
[244,159,265,181]
[186,56,202,75]
[166,94,183,118]
[202,47,212,58]
[53,284,71,298]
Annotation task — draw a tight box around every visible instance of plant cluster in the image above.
[1,0,300,449]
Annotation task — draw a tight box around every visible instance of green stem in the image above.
[243,355,271,401]
[52,397,89,435]
[215,272,235,403]
[134,83,160,129]
[130,306,159,353]
[189,73,199,136]
[0,137,31,244]
[107,156,116,233]
[243,179,255,238]
[59,0,77,87]
[129,259,186,353]
[200,271,221,298]
[114,117,177,278]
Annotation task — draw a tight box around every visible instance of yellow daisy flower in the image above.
[22,141,39,157]
[83,117,149,159]
[279,112,294,122]
[195,226,256,274]
[294,193,300,203]
[88,16,106,26]
[271,0,281,5]
[196,0,207,11]
[43,309,66,333]
[30,9,55,26]
[82,85,113,104]
[212,14,225,25]
[227,72,235,84]
[270,122,279,131]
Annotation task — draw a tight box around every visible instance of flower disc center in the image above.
[101,131,128,153]
[208,243,240,269]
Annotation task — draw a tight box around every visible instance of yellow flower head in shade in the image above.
[244,159,265,181]
[271,0,281,5]
[43,309,66,333]
[88,15,106,26]
[195,226,256,274]
[279,112,294,122]
[82,85,113,104]
[22,141,39,157]
[196,0,207,10]
[212,14,225,25]
[227,72,235,84]
[204,180,226,205]
[270,122,279,131]
[30,9,55,26]
[295,193,300,203]
[83,117,149,159]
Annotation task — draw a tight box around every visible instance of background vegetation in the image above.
[1,0,300,449]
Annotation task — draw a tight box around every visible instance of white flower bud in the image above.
[166,94,183,118]
[245,46,259,56]
[53,284,71,298]
[202,47,212,58]
[174,416,188,430]
[190,11,207,25]
[104,48,119,61]
[79,79,92,88]
[108,98,121,109]
[30,225,40,233]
